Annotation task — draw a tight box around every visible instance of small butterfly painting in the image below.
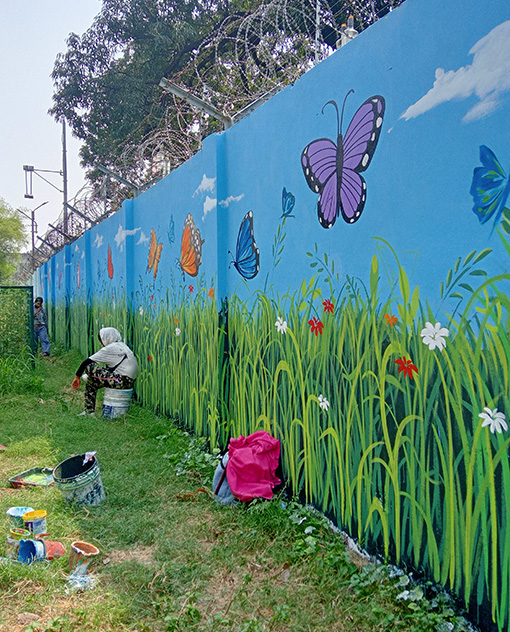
[229,211,260,280]
[147,229,163,280]
[470,145,510,232]
[167,215,175,245]
[281,187,295,219]
[177,213,205,280]
[301,90,385,229]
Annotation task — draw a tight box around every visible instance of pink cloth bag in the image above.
[226,431,281,502]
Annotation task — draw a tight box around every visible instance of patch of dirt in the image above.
[105,544,156,566]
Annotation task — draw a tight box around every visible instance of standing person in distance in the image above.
[34,296,51,357]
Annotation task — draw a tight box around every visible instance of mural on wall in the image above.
[36,4,510,631]
[301,92,385,228]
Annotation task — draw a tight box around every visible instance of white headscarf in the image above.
[99,327,122,346]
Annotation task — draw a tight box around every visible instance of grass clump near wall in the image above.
[0,350,475,632]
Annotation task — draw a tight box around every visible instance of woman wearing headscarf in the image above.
[72,327,139,416]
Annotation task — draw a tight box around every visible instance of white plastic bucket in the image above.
[102,388,133,419]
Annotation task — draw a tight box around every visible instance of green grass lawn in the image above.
[0,348,475,632]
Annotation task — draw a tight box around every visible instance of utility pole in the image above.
[62,120,68,236]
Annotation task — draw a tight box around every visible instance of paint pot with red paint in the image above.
[44,540,66,560]
[67,541,100,575]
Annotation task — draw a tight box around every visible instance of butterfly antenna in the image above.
[321,100,340,135]
[340,89,355,134]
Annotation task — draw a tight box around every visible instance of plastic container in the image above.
[53,454,105,506]
[6,506,34,528]
[23,510,48,536]
[18,539,46,564]
[44,540,66,560]
[102,388,133,419]
[67,541,100,575]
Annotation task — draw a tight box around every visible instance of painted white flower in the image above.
[479,407,508,434]
[138,306,144,316]
[420,321,449,351]
[175,327,181,337]
[318,394,330,411]
[275,316,287,334]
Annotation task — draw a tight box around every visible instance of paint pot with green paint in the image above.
[6,506,34,529]
[53,454,105,506]
[102,388,133,419]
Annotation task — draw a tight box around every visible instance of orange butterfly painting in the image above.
[177,213,205,280]
[147,229,163,280]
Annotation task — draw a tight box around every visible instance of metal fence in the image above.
[0,286,35,357]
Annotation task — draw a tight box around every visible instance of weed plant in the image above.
[0,351,476,632]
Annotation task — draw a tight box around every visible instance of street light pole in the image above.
[17,201,49,271]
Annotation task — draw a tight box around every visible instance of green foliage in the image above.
[0,198,27,282]
[0,286,34,357]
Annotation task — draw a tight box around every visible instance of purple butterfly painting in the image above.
[301,91,385,229]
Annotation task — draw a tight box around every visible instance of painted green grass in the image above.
[50,236,510,631]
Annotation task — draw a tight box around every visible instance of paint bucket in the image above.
[44,540,66,560]
[67,541,100,575]
[22,510,48,536]
[7,528,32,558]
[18,539,46,564]
[53,454,105,506]
[6,506,34,529]
[102,388,133,419]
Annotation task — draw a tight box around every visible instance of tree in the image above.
[0,199,27,283]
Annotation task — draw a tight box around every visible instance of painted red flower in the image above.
[208,288,215,299]
[151,295,154,300]
[322,299,334,313]
[395,356,418,380]
[308,317,324,336]
[188,285,194,293]
[148,355,152,362]
[384,313,398,327]
[174,317,179,325]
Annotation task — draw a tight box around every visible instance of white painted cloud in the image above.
[203,196,217,221]
[194,174,216,196]
[75,244,80,253]
[401,20,510,122]
[137,231,150,246]
[114,224,141,251]
[94,234,104,248]
[219,194,245,208]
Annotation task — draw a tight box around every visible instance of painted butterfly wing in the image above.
[233,211,260,280]
[147,228,163,279]
[281,187,296,218]
[343,96,385,173]
[339,96,385,224]
[470,145,510,227]
[152,243,163,279]
[301,138,339,228]
[167,215,175,244]
[178,213,204,278]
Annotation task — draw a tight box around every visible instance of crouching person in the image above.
[72,327,139,417]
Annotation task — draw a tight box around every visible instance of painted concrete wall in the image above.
[36,0,510,628]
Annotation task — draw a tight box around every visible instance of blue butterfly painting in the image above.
[301,91,385,229]
[167,215,175,245]
[229,211,260,280]
[281,187,295,219]
[470,145,510,231]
